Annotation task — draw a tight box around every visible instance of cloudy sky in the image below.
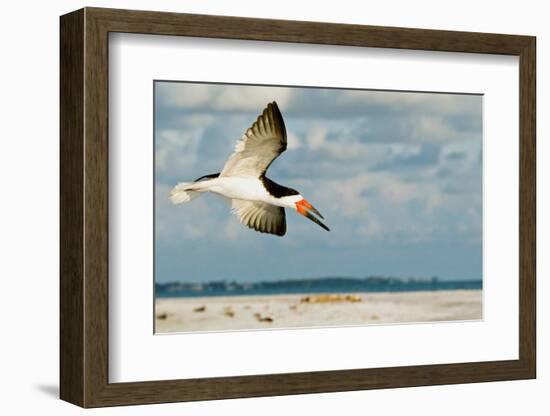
[154,81,482,284]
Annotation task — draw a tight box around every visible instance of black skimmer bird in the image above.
[170,101,330,236]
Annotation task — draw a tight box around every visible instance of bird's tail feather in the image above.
[169,182,200,204]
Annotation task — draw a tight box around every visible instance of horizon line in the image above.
[156,275,483,286]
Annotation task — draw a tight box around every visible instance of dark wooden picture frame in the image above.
[60,7,536,408]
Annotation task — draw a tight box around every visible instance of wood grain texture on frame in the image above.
[60,7,536,408]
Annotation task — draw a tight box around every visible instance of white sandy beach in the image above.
[155,289,482,333]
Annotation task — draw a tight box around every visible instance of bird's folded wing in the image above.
[220,102,287,178]
[231,199,286,236]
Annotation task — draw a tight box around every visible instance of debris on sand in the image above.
[254,313,274,323]
[193,306,206,312]
[300,294,363,303]
[156,313,168,320]
[223,306,235,318]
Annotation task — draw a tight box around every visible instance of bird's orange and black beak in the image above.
[296,199,330,232]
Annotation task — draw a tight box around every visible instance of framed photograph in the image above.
[60,7,536,407]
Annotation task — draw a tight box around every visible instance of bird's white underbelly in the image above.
[198,177,277,204]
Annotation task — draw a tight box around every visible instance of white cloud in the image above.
[298,169,479,247]
[158,83,216,107]
[356,217,382,238]
[157,82,293,112]
[155,128,204,176]
[336,89,481,118]
[286,130,301,150]
[214,87,293,112]
[305,124,327,149]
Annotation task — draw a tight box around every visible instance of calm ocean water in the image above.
[156,277,482,298]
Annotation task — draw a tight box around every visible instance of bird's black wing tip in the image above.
[269,101,280,113]
[267,101,286,140]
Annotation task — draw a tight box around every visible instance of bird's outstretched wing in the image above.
[231,199,287,236]
[220,102,287,178]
